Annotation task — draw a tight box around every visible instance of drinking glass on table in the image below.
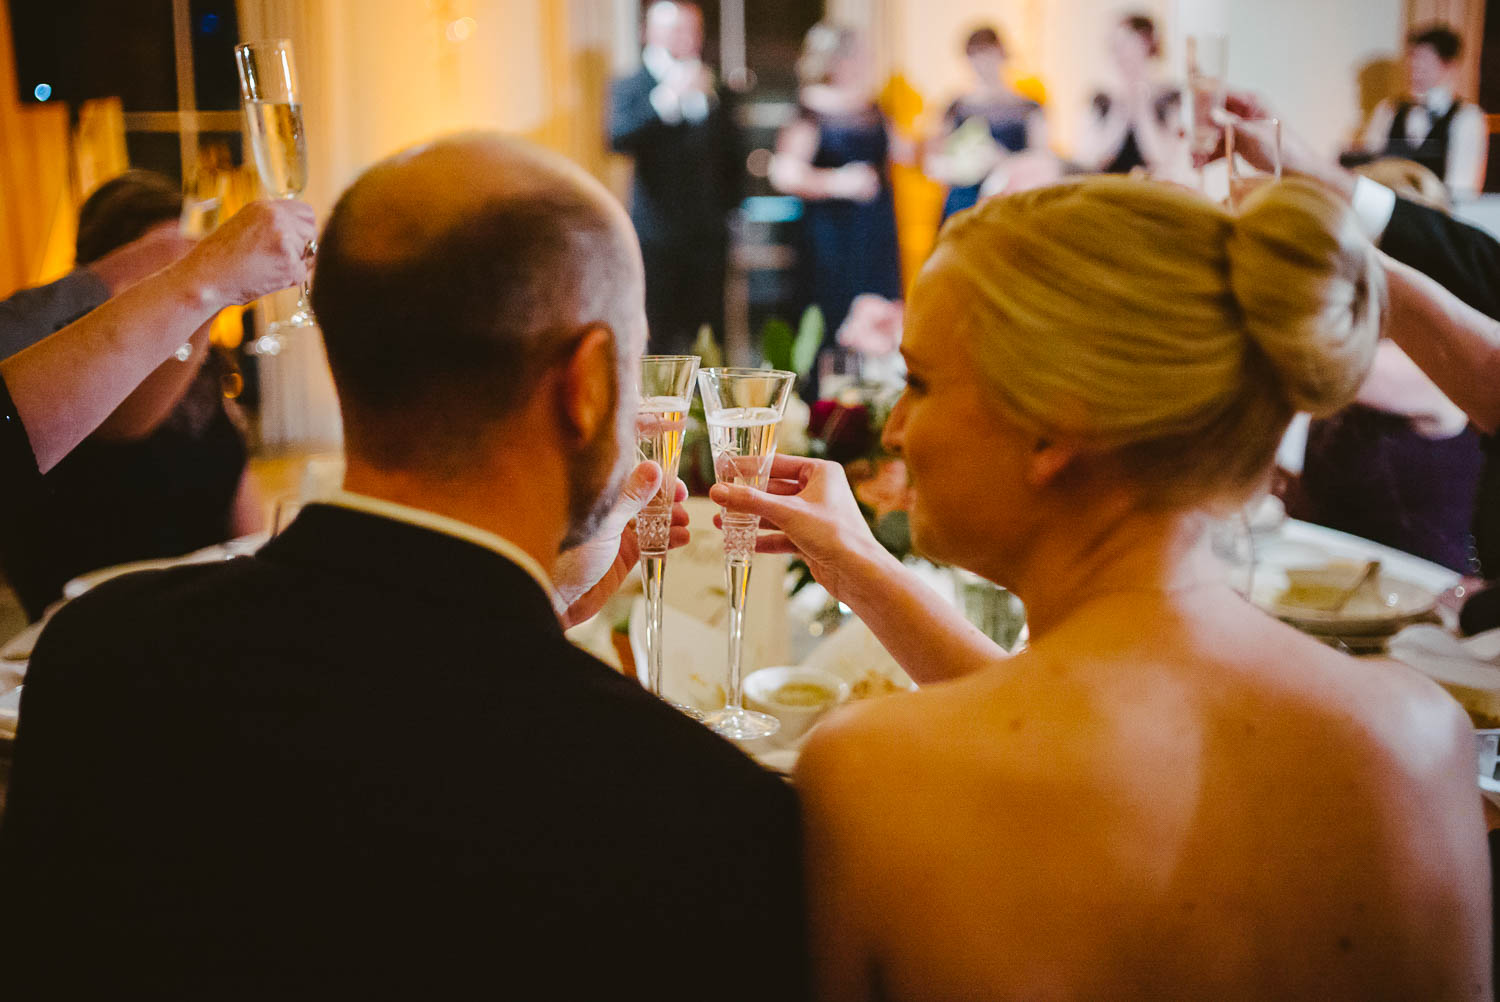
[636,355,700,716]
[234,38,314,353]
[1185,34,1228,186]
[698,367,796,740]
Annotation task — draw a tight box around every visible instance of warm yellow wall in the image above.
[238,0,620,219]
[0,0,74,298]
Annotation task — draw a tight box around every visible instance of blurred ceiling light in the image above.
[33,83,52,101]
[746,148,773,178]
[446,16,476,43]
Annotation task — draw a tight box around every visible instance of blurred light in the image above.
[746,148,773,178]
[446,16,476,43]
[33,83,51,101]
[199,13,220,33]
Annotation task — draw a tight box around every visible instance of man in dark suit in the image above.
[0,135,806,1000]
[610,1,739,354]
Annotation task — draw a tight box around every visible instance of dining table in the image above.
[0,513,1489,813]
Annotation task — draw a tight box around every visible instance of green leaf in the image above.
[873,510,911,558]
[691,324,724,369]
[793,305,825,379]
[759,317,794,372]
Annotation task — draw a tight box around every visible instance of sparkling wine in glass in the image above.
[1225,114,1281,209]
[636,355,700,716]
[698,367,796,741]
[1186,34,1229,177]
[234,38,315,350]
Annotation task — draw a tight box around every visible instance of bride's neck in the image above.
[1007,504,1216,640]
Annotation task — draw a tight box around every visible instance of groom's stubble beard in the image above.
[561,364,630,549]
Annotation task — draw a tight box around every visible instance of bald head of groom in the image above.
[311,133,647,554]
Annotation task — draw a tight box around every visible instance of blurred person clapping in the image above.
[1076,15,1183,175]
[0,173,295,619]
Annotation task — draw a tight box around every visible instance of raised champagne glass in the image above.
[234,38,313,354]
[1185,34,1228,188]
[697,367,796,741]
[636,355,700,715]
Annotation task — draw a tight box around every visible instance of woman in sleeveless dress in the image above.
[924,25,1047,221]
[771,24,905,350]
[1077,15,1182,176]
[713,176,1489,999]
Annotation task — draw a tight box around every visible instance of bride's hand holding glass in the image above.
[712,452,1009,685]
[709,454,899,605]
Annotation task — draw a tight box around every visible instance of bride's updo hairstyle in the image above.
[935,175,1384,508]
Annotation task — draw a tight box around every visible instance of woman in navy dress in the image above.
[771,24,905,346]
[926,26,1047,221]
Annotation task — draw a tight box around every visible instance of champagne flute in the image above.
[1224,114,1281,209]
[698,367,796,741]
[1185,34,1229,186]
[636,355,700,715]
[234,38,314,353]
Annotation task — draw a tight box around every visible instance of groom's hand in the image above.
[554,461,689,629]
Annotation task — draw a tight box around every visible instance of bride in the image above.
[713,176,1489,999]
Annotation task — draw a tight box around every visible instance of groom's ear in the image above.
[558,324,617,446]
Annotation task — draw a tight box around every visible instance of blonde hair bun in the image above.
[1226,178,1384,417]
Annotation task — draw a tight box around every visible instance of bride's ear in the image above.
[1023,437,1080,489]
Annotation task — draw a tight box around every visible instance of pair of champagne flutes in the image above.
[637,358,796,741]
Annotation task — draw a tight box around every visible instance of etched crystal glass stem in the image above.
[723,514,758,713]
[635,356,700,715]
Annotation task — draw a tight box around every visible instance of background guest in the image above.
[1288,161,1481,574]
[923,25,1047,221]
[1076,14,1182,175]
[1227,92,1500,621]
[771,23,906,357]
[608,0,739,353]
[1358,25,1487,200]
[0,172,263,620]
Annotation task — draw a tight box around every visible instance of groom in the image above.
[0,135,806,1000]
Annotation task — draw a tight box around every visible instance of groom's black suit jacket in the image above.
[0,504,807,1000]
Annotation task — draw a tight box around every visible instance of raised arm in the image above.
[1381,255,1500,435]
[1,199,314,473]
[710,454,1005,684]
[0,225,200,360]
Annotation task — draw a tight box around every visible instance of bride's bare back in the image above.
[798,590,1489,1001]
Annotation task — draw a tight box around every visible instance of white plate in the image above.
[1390,626,1500,728]
[1477,731,1500,807]
[1252,570,1437,637]
[0,685,20,741]
[62,533,267,600]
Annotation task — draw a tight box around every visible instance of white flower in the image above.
[779,393,812,456]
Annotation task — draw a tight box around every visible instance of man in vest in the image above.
[1361,24,1488,200]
